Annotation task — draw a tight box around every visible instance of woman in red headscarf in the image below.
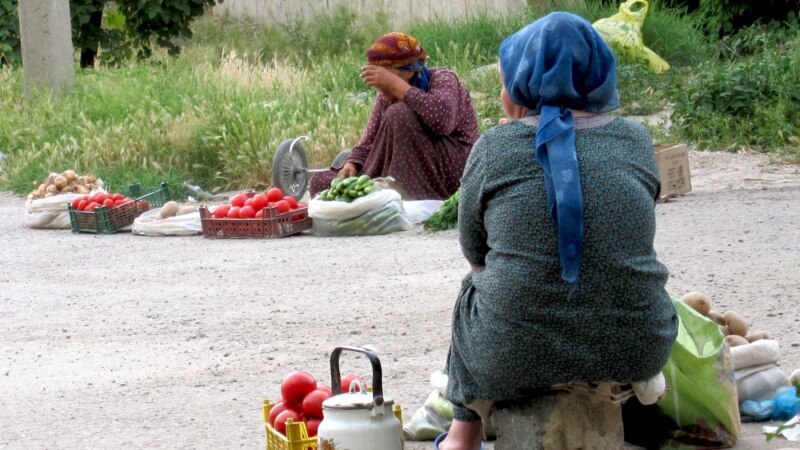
[309,32,479,200]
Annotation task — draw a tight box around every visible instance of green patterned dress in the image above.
[446,115,678,421]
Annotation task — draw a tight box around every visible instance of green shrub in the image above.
[671,25,800,156]
[699,0,799,35]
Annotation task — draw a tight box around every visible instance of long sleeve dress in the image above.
[446,115,678,420]
[309,68,479,200]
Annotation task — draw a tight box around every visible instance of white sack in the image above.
[730,339,781,370]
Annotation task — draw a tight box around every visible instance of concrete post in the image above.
[489,389,625,450]
[17,0,75,97]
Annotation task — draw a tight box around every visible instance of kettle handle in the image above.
[330,346,384,403]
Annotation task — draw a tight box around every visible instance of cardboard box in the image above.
[654,144,692,202]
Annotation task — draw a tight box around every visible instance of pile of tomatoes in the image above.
[70,192,144,212]
[268,371,365,437]
[211,187,307,220]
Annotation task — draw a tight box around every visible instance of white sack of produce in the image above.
[735,363,790,403]
[730,339,781,369]
[24,174,105,229]
[309,189,412,237]
[132,202,201,236]
[25,193,86,229]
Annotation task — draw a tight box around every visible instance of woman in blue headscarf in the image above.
[435,12,678,449]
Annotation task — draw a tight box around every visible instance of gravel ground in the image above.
[1,150,799,450]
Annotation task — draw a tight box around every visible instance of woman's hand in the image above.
[361,65,411,102]
[337,162,358,179]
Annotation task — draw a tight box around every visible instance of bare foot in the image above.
[438,420,483,450]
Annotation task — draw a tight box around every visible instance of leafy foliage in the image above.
[0,0,21,65]
[698,0,799,35]
[671,25,800,154]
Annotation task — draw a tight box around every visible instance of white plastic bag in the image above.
[309,189,413,237]
[735,364,790,403]
[403,200,444,225]
[132,208,202,236]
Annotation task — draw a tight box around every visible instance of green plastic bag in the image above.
[657,298,741,448]
[592,0,670,73]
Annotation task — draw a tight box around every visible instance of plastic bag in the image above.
[132,207,202,236]
[403,390,455,440]
[592,0,670,73]
[742,386,799,422]
[309,189,413,236]
[657,298,741,447]
[402,200,444,225]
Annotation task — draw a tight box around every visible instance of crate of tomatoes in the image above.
[199,187,310,239]
[67,182,171,234]
[262,371,371,450]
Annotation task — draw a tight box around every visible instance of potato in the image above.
[61,185,74,193]
[725,335,749,347]
[76,176,88,186]
[723,310,748,337]
[707,310,726,326]
[159,201,180,219]
[719,325,730,336]
[680,292,711,316]
[176,205,198,216]
[62,169,78,181]
[74,185,89,194]
[745,331,769,342]
[45,185,58,194]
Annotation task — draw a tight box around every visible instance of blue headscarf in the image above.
[499,12,619,284]
[401,60,431,92]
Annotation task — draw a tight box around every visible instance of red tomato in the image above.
[123,197,134,204]
[136,200,150,210]
[268,402,289,428]
[112,193,124,201]
[291,212,307,222]
[239,205,255,219]
[213,205,230,219]
[231,194,248,208]
[340,374,365,394]
[85,195,96,204]
[226,206,241,219]
[252,194,268,211]
[297,203,307,209]
[274,409,302,435]
[71,198,82,209]
[114,199,125,207]
[244,198,256,208]
[317,385,332,395]
[86,202,100,211]
[282,196,298,209]
[301,389,331,419]
[255,209,265,219]
[266,187,284,203]
[102,198,115,208]
[305,418,321,437]
[274,200,291,214]
[78,200,88,211]
[281,371,317,409]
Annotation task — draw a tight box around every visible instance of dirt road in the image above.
[1,150,799,450]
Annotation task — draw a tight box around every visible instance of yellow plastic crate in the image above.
[263,400,317,450]
[262,399,404,450]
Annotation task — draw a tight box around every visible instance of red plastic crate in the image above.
[199,204,311,239]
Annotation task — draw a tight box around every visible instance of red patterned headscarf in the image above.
[366,32,427,68]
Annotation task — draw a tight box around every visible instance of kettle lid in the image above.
[323,392,394,410]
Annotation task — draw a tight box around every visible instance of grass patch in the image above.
[0,2,795,197]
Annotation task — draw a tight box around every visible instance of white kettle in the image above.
[317,346,404,450]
